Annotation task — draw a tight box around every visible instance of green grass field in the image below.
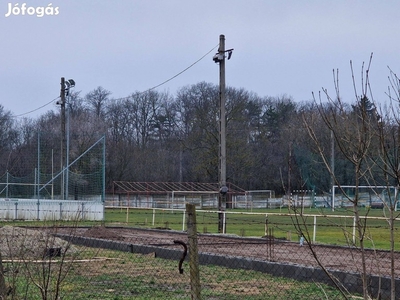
[105,206,400,251]
[4,248,351,299]
[3,206,397,251]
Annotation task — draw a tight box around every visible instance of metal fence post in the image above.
[14,202,18,220]
[37,200,40,220]
[353,215,356,244]
[313,215,317,243]
[182,209,186,232]
[186,203,201,299]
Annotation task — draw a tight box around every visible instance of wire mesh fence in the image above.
[0,228,337,299]
[0,204,399,299]
[0,133,105,202]
[0,226,399,299]
[0,133,106,222]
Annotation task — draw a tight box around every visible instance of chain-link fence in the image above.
[0,132,105,221]
[0,204,399,299]
[0,132,105,201]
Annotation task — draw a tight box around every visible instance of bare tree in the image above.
[0,105,19,174]
[175,82,219,182]
[302,57,382,299]
[67,90,86,118]
[84,86,111,118]
[362,67,400,300]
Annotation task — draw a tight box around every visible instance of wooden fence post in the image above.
[186,203,201,299]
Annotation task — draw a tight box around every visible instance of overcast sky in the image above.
[2,0,399,118]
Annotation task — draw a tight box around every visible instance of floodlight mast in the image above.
[58,77,75,200]
[60,77,66,199]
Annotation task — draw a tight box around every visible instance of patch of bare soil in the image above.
[54,226,400,278]
[0,226,78,258]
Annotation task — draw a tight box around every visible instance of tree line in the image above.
[0,78,397,196]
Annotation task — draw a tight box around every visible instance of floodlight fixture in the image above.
[64,79,75,96]
[66,79,75,88]
[213,49,234,63]
[213,53,224,63]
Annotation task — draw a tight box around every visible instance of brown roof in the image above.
[112,181,246,194]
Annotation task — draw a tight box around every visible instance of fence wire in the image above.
[0,207,399,299]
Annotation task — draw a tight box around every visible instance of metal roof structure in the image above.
[113,181,246,194]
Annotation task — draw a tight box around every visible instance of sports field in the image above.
[105,206,400,251]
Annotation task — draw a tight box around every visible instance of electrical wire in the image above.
[12,96,60,118]
[12,44,219,118]
[139,44,219,94]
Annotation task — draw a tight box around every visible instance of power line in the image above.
[12,44,219,118]
[139,44,219,93]
[12,96,60,118]
[107,43,219,103]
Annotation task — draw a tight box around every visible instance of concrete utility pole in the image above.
[58,77,75,200]
[60,77,66,199]
[213,34,233,233]
[218,35,227,234]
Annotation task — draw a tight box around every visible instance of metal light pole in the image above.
[213,34,233,233]
[59,77,66,199]
[57,77,75,200]
[66,94,70,200]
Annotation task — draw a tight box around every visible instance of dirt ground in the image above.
[54,226,400,278]
[0,225,78,258]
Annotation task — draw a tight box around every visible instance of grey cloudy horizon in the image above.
[1,0,399,118]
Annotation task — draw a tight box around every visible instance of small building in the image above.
[108,181,249,209]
